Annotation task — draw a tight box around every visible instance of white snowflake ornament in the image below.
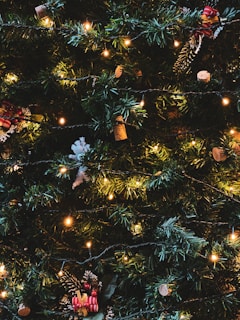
[69,137,90,161]
[69,137,91,189]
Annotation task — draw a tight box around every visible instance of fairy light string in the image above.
[0,17,240,38]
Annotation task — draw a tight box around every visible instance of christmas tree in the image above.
[0,0,240,319]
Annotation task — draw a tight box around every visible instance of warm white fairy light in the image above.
[63,216,74,227]
[59,165,68,175]
[86,240,92,249]
[230,232,237,241]
[210,253,220,269]
[108,193,114,200]
[86,240,92,257]
[0,290,7,299]
[191,140,196,146]
[41,16,54,28]
[210,253,219,263]
[0,263,8,280]
[124,38,131,46]
[0,264,5,273]
[103,177,109,184]
[139,99,145,107]
[58,117,66,125]
[83,21,92,31]
[174,39,181,48]
[58,269,64,277]
[222,97,230,106]
[102,48,110,57]
[4,72,19,84]
[229,128,235,135]
[229,227,238,241]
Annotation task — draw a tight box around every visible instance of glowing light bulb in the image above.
[4,72,19,84]
[58,117,66,125]
[83,21,92,31]
[210,254,219,263]
[139,99,145,107]
[102,49,110,57]
[0,264,5,273]
[0,263,8,279]
[86,240,92,249]
[153,145,158,151]
[41,16,54,28]
[59,165,68,174]
[123,255,128,262]
[64,216,73,227]
[229,129,235,135]
[0,290,7,298]
[58,270,64,277]
[124,38,131,46]
[103,177,109,184]
[174,39,181,48]
[230,232,237,241]
[222,97,230,106]
[108,193,114,201]
[191,140,196,146]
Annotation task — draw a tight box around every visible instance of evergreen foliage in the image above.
[0,0,240,319]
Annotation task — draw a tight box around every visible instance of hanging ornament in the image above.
[197,70,211,83]
[35,4,48,19]
[69,137,91,189]
[158,284,172,297]
[17,304,31,317]
[212,147,227,162]
[232,142,240,156]
[114,65,123,78]
[0,100,31,143]
[113,115,128,141]
[105,306,114,320]
[58,270,102,318]
[173,6,226,74]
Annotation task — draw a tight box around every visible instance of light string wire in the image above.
[0,17,240,35]
[0,164,239,204]
[5,77,240,96]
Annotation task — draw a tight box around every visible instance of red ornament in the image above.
[72,296,81,312]
[0,118,11,129]
[202,6,218,17]
[83,282,91,290]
